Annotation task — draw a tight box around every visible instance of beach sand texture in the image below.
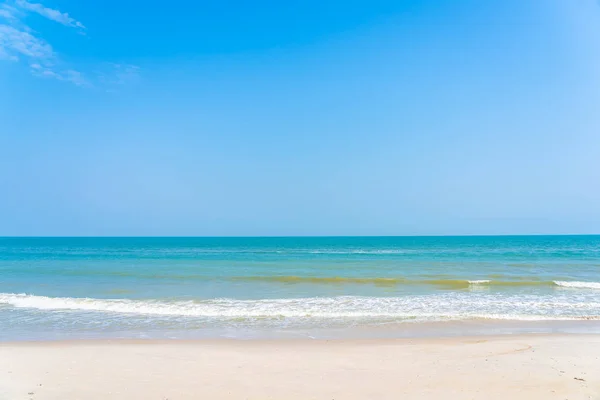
[1,335,599,400]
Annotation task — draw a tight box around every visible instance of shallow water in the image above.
[1,236,599,340]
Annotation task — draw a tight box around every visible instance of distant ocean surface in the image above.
[1,236,600,340]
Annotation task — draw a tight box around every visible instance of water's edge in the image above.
[2,236,599,340]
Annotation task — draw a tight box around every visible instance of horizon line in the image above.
[1,234,599,238]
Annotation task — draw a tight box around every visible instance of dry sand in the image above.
[1,335,599,399]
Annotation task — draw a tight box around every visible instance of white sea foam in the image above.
[468,280,491,285]
[554,281,600,290]
[1,292,599,322]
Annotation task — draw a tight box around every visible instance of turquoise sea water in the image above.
[1,236,599,340]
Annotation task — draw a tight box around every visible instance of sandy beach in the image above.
[1,334,599,400]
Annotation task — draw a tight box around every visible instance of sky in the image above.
[1,0,600,236]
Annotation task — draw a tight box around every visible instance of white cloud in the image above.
[30,62,90,86]
[0,45,17,60]
[0,4,20,18]
[0,7,16,20]
[64,69,88,86]
[1,0,138,87]
[0,0,85,84]
[100,63,141,86]
[0,24,53,59]
[15,0,84,30]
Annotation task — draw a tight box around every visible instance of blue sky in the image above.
[1,0,600,236]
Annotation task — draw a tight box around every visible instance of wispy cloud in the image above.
[0,0,87,85]
[30,62,89,86]
[0,0,139,87]
[94,63,141,92]
[0,4,17,20]
[101,63,141,85]
[0,45,17,60]
[0,24,53,59]
[15,0,84,30]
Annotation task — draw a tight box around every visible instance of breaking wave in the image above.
[553,281,600,290]
[1,292,599,322]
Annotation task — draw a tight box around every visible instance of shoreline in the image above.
[0,331,584,345]
[3,318,600,342]
[1,334,599,399]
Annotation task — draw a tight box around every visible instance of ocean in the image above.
[1,236,599,340]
